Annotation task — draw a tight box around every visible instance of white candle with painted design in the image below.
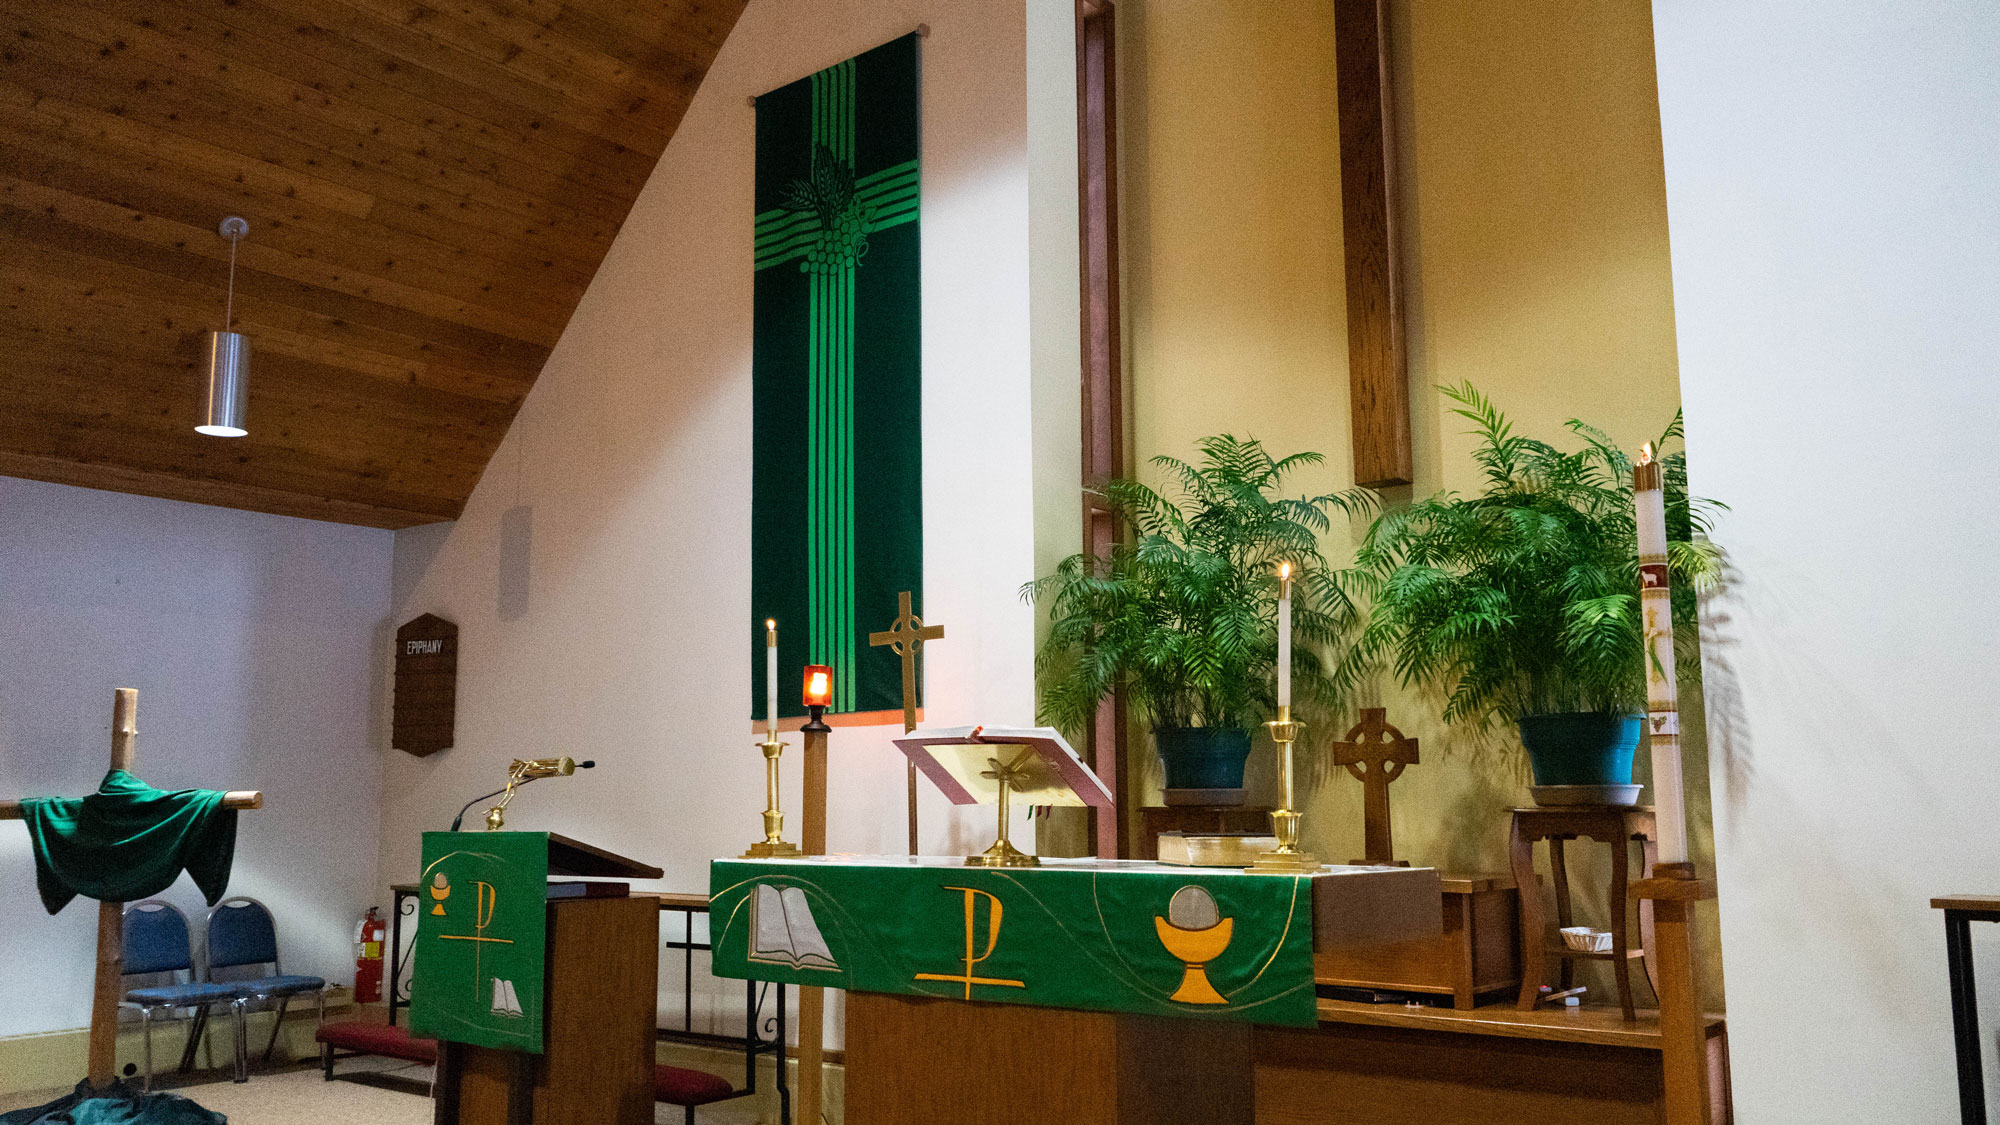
[1634,445,1688,865]
[1277,562,1294,711]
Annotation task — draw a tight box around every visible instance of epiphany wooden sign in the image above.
[393,613,457,756]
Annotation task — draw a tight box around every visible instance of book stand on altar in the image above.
[892,725,1115,866]
[417,832,663,1125]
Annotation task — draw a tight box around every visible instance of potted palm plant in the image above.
[1348,383,1721,803]
[1025,436,1372,801]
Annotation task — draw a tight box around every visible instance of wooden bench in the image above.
[1256,999,1730,1124]
[315,1019,437,1080]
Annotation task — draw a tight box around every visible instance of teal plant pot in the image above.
[1154,727,1253,792]
[1517,712,1642,787]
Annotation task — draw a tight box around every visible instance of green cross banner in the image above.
[751,34,922,722]
[408,832,550,1053]
[708,857,1320,1028]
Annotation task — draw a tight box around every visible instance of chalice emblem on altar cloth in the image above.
[430,872,451,916]
[1154,885,1234,1005]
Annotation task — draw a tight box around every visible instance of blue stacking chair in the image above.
[204,897,327,1070]
[120,900,246,1089]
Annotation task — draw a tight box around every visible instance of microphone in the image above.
[448,758,597,831]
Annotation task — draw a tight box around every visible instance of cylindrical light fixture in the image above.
[197,217,251,437]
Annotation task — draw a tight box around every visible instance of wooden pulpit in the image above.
[422,833,664,1125]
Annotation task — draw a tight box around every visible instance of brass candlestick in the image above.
[742,732,803,858]
[1250,706,1320,873]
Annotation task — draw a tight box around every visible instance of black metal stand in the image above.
[656,899,791,1125]
[389,883,419,1027]
[1946,907,1994,1124]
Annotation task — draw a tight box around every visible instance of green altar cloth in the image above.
[0,1080,224,1125]
[711,856,1321,1028]
[19,771,238,915]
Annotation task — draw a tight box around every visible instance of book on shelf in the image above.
[545,880,630,899]
[1156,832,1281,867]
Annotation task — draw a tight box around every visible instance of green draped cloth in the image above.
[0,1080,224,1125]
[20,770,238,915]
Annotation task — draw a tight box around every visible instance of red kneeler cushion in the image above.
[654,1064,735,1107]
[314,1020,440,1064]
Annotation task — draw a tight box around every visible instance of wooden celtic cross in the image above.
[1333,708,1418,866]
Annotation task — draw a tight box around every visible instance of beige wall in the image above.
[1118,0,1718,1003]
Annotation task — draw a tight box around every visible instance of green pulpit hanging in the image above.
[408,831,552,1053]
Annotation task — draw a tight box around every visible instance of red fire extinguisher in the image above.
[354,907,386,1004]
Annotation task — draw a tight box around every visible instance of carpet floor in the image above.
[0,1058,781,1124]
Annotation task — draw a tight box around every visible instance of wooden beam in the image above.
[0,450,460,529]
[1077,0,1129,861]
[0,791,262,820]
[1334,0,1413,488]
[0,0,745,526]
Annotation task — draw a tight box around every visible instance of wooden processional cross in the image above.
[0,689,262,1090]
[868,590,944,855]
[1332,708,1418,866]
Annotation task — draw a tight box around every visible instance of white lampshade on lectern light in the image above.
[197,216,251,437]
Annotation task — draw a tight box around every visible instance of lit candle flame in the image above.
[1638,442,1655,466]
[1278,561,1292,580]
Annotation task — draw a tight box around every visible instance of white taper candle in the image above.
[1634,446,1688,864]
[766,619,780,735]
[1277,562,1293,710]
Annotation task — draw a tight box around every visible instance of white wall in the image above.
[382,0,1051,1046]
[1652,3,2000,1118]
[0,478,390,1037]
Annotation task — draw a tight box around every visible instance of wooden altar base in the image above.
[1255,999,1730,1124]
[845,991,1253,1125]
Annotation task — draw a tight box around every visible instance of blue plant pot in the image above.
[1517,712,1642,787]
[1154,727,1253,792]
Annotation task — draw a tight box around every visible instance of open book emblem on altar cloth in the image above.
[750,884,840,971]
[1154,885,1235,1005]
[490,978,524,1018]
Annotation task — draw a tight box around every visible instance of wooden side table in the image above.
[1932,895,2000,1124]
[1509,805,1661,1019]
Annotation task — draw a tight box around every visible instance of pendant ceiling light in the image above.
[197,216,251,438]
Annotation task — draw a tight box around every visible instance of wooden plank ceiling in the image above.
[0,0,746,528]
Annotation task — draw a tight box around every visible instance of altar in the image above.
[711,854,1440,1124]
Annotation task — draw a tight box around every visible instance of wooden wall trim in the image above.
[1334,0,1413,488]
[0,450,459,529]
[1077,0,1129,859]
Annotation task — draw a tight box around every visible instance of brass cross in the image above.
[869,590,946,733]
[1332,708,1419,866]
[869,590,944,854]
